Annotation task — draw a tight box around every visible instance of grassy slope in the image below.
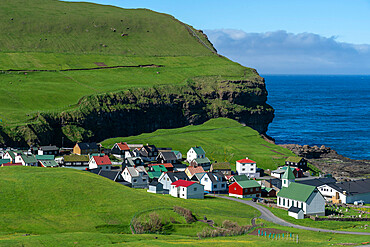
[102,118,295,170]
[0,166,259,236]
[0,0,257,124]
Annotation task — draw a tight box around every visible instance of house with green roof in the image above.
[40,160,59,168]
[190,157,211,170]
[285,156,307,170]
[277,182,325,216]
[186,146,206,163]
[3,150,17,163]
[36,155,55,161]
[15,154,38,166]
[63,155,89,169]
[147,165,168,179]
[229,179,261,198]
[210,162,231,176]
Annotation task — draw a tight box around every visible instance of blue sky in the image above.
[64,0,370,74]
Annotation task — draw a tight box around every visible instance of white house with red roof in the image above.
[170,180,204,199]
[111,142,133,159]
[236,157,260,178]
[89,155,112,170]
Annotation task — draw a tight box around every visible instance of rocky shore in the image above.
[280,144,370,179]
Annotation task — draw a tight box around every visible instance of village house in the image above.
[158,171,189,191]
[147,164,168,180]
[156,151,178,164]
[285,156,308,170]
[3,150,17,163]
[186,146,206,162]
[277,167,325,216]
[39,160,59,168]
[88,155,112,170]
[229,179,261,198]
[170,180,204,199]
[198,172,227,193]
[73,142,99,155]
[288,207,305,219]
[15,154,38,166]
[111,142,132,159]
[138,144,158,162]
[261,186,277,197]
[124,157,145,168]
[97,170,124,182]
[38,145,59,156]
[185,165,205,179]
[122,166,149,188]
[172,163,187,172]
[210,162,232,176]
[173,150,182,160]
[236,157,260,178]
[190,157,211,170]
[318,178,370,204]
[147,179,164,194]
[63,155,89,169]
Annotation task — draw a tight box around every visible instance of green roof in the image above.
[192,146,205,155]
[152,165,167,173]
[64,155,89,162]
[21,154,37,163]
[36,155,55,160]
[147,171,162,179]
[282,165,295,180]
[0,159,10,165]
[237,180,260,189]
[212,162,231,170]
[6,151,16,160]
[40,160,58,167]
[261,186,273,192]
[286,156,303,163]
[233,175,249,182]
[194,157,210,164]
[277,182,316,202]
[173,150,181,155]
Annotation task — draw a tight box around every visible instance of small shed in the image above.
[288,206,304,219]
[147,180,163,194]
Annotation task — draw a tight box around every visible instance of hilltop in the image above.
[0,0,274,147]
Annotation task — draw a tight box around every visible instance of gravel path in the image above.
[215,195,370,236]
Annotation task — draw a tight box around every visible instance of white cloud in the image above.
[205,29,370,74]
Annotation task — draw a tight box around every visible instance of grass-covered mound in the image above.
[0,0,260,125]
[0,166,259,236]
[102,118,294,170]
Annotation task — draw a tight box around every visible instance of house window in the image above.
[283,199,285,206]
[278,198,281,205]
[194,187,197,191]
[143,179,146,182]
[213,185,217,189]
[205,178,208,182]
[221,184,225,188]
[183,188,185,191]
[234,187,237,190]
[133,179,137,183]
[242,168,245,171]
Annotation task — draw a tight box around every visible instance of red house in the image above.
[229,179,261,198]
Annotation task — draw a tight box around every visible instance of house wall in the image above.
[185,184,204,199]
[277,197,305,211]
[305,191,326,216]
[288,210,304,219]
[346,192,370,204]
[200,175,227,192]
[236,162,259,178]
[186,148,205,162]
[159,174,172,190]
[3,153,14,162]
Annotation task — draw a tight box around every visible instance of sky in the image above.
[64,0,370,74]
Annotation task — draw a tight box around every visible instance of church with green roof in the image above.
[277,166,325,217]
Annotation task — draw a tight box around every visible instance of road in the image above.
[215,195,370,236]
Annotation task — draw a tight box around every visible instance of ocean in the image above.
[263,75,370,160]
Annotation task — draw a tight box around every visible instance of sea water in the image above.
[264,75,370,160]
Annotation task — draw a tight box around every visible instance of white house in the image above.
[15,154,38,166]
[318,179,370,204]
[236,157,260,178]
[170,180,204,199]
[3,151,17,163]
[111,142,133,159]
[186,146,206,163]
[199,172,227,193]
[158,172,189,191]
[277,182,325,216]
[122,166,149,189]
[88,155,112,170]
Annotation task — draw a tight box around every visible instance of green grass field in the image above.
[0,0,260,125]
[102,118,295,170]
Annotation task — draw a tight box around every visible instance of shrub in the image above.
[173,206,196,223]
[132,212,163,234]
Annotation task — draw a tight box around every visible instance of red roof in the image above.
[237,158,256,164]
[93,155,112,166]
[117,142,130,151]
[1,163,22,167]
[171,180,196,187]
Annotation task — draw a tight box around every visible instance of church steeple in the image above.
[282,165,295,187]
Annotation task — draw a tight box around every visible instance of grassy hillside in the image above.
[0,166,259,236]
[102,118,294,170]
[0,0,259,125]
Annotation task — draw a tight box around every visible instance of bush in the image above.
[132,212,163,234]
[197,220,252,239]
[173,206,197,223]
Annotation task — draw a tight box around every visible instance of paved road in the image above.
[216,195,370,236]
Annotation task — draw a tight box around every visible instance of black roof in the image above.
[172,163,187,169]
[269,178,282,189]
[297,177,337,187]
[149,180,161,186]
[78,142,99,150]
[167,171,188,182]
[159,151,177,161]
[98,170,123,182]
[328,179,370,195]
[288,206,303,213]
[39,145,59,151]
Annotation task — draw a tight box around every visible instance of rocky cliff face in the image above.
[0,75,274,147]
